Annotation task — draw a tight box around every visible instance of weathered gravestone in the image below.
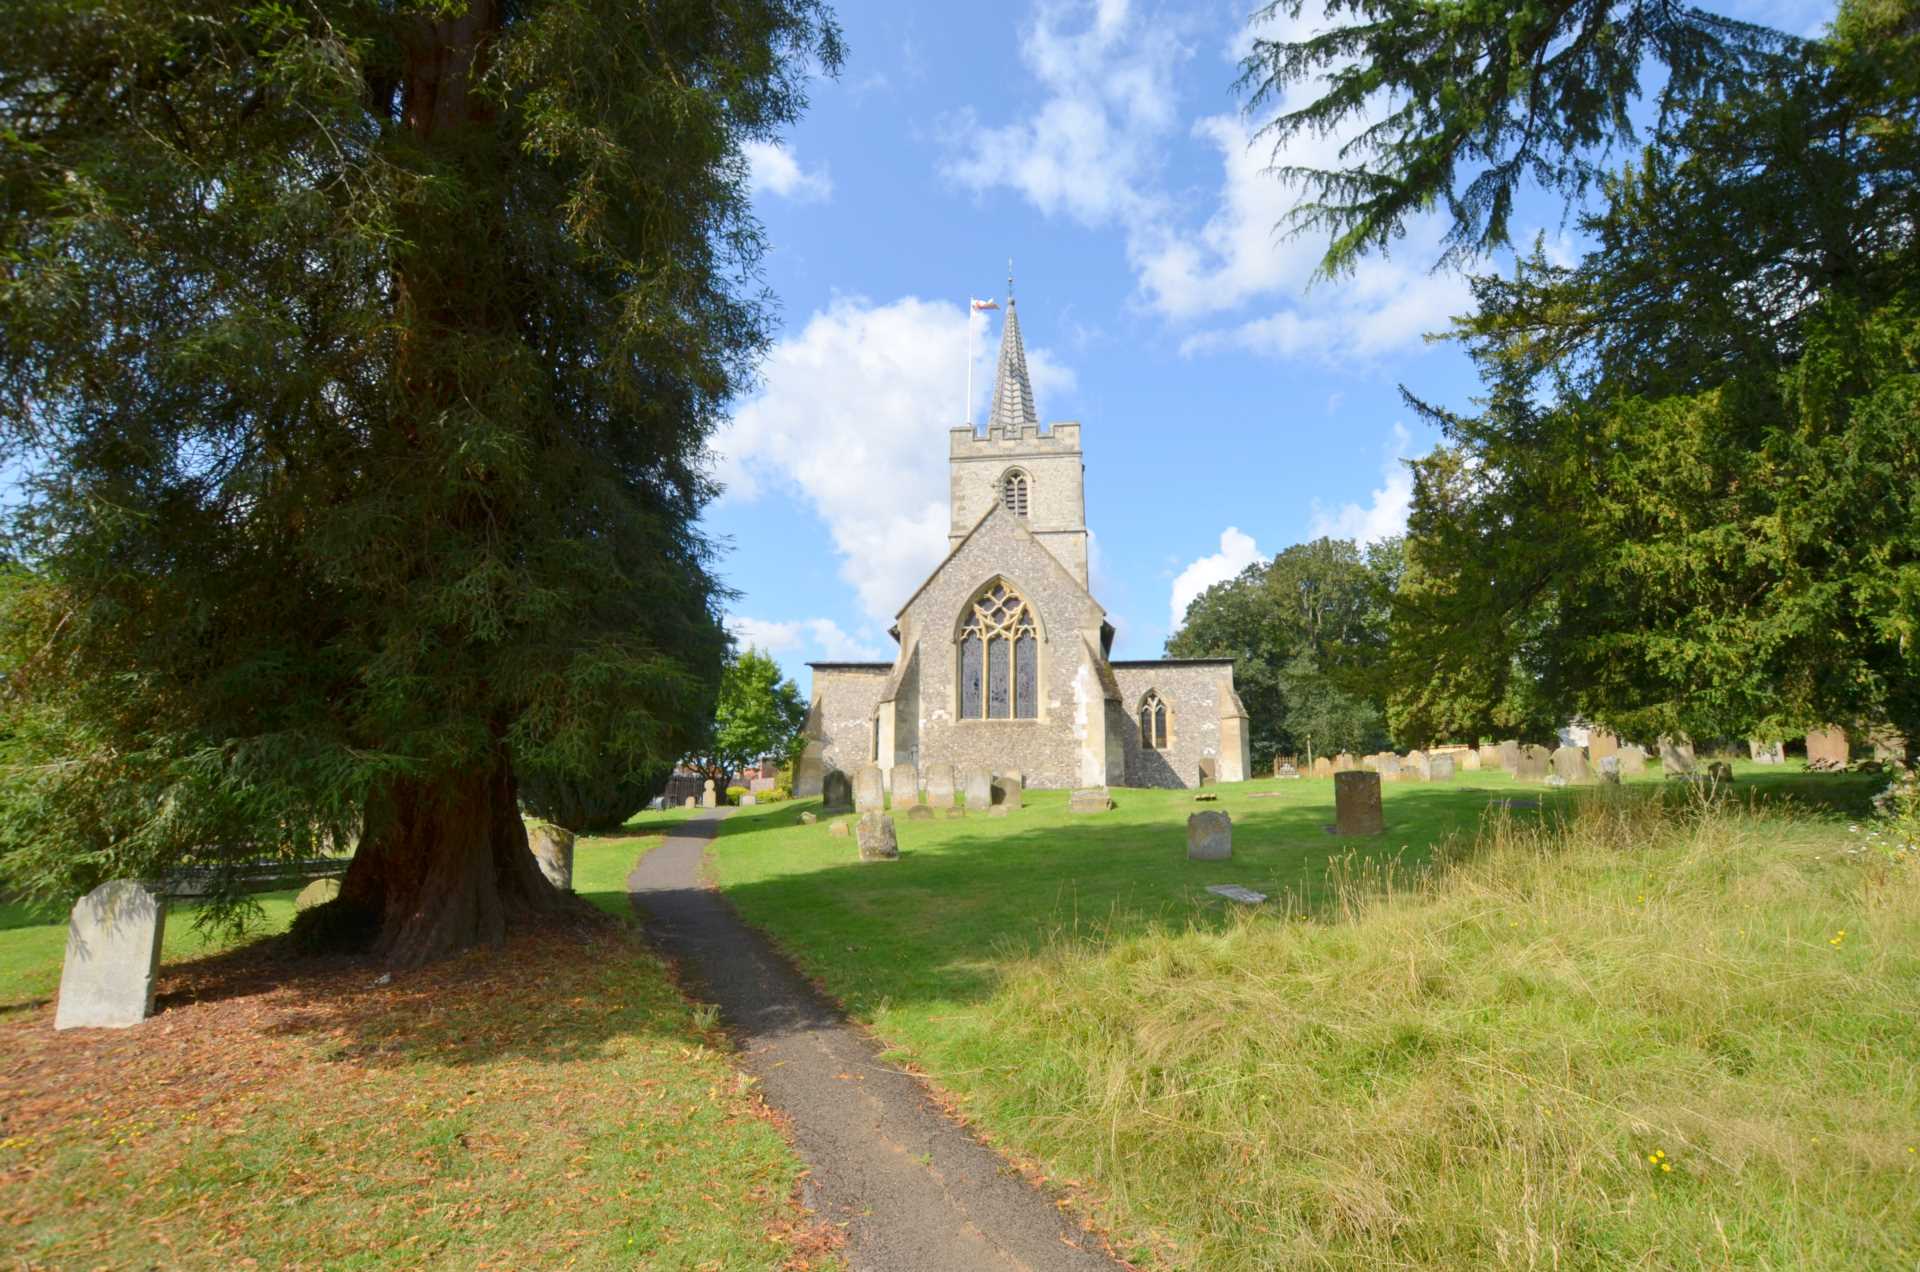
[701,779,718,809]
[1806,726,1849,767]
[738,793,756,806]
[923,764,956,809]
[56,880,166,1030]
[1460,748,1482,772]
[1373,753,1404,782]
[1497,740,1522,772]
[1197,757,1217,787]
[683,796,696,809]
[1312,756,1333,778]
[1598,755,1622,784]
[907,804,935,820]
[962,768,993,809]
[1333,771,1385,836]
[828,819,850,837]
[856,812,899,861]
[1405,750,1431,780]
[1550,746,1591,784]
[855,765,886,813]
[1749,739,1786,764]
[821,769,854,814]
[799,811,817,825]
[525,820,575,891]
[1658,736,1697,775]
[992,771,1023,809]
[1707,760,1735,783]
[295,878,340,910]
[1275,763,1301,779]
[1428,753,1456,781]
[890,762,920,808]
[1514,745,1551,780]
[1588,729,1621,764]
[1332,752,1357,773]
[1186,810,1233,861]
[1069,787,1114,814]
[1617,745,1648,776]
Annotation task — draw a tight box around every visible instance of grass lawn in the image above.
[710,763,1920,1268]
[1,805,834,1269]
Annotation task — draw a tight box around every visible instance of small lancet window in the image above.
[1139,691,1168,750]
[959,582,1039,719]
[1001,470,1030,517]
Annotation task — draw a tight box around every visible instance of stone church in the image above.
[795,283,1250,793]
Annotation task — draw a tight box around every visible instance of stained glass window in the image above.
[1140,691,1169,749]
[959,582,1038,719]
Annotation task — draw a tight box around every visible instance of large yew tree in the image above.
[0,0,840,966]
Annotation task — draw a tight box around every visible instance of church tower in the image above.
[948,276,1089,586]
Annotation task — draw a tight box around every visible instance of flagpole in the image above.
[964,303,974,428]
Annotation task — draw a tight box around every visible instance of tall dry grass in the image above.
[975,787,1920,1268]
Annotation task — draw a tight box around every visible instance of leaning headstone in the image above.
[855,764,886,813]
[855,812,899,861]
[1749,739,1785,764]
[1312,756,1333,778]
[56,880,166,1030]
[962,768,993,809]
[294,878,340,911]
[1598,755,1622,784]
[821,769,854,814]
[1333,771,1385,836]
[1428,753,1456,781]
[1186,811,1232,861]
[1617,745,1647,776]
[1069,787,1113,814]
[1332,752,1357,773]
[1658,736,1696,775]
[1497,740,1522,772]
[1550,746,1591,783]
[1806,726,1849,767]
[1514,745,1550,780]
[890,762,920,808]
[923,764,957,809]
[1197,757,1217,787]
[1588,729,1621,764]
[992,771,1024,809]
[701,778,718,809]
[525,820,575,891]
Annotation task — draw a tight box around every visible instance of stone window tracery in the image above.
[959,582,1038,720]
[1001,470,1030,517]
[1139,691,1169,750]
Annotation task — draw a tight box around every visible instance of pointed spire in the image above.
[986,263,1038,439]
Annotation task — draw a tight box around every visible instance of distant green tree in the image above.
[1388,0,1920,750]
[686,648,807,799]
[1168,536,1397,764]
[0,0,839,964]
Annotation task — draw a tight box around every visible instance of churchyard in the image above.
[707,761,1918,1268]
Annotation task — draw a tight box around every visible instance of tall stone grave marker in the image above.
[1497,740,1522,772]
[1187,811,1232,861]
[1332,752,1357,773]
[856,812,899,861]
[1658,736,1697,775]
[1312,756,1333,778]
[1617,745,1647,776]
[1806,726,1849,767]
[1374,753,1404,782]
[56,880,166,1030]
[923,764,956,809]
[1515,745,1551,780]
[890,763,920,808]
[1550,746,1591,783]
[1405,749,1431,780]
[821,769,854,814]
[1589,729,1621,764]
[962,768,993,808]
[1460,748,1481,772]
[1334,771,1385,836]
[1428,753,1456,781]
[854,764,886,813]
[701,778,717,809]
[992,771,1024,809]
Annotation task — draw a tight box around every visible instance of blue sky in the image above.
[709,0,1836,694]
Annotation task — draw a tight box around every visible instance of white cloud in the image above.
[713,295,1075,626]
[1168,527,1264,630]
[949,1,1471,363]
[1308,422,1414,544]
[727,616,884,662]
[742,139,833,203]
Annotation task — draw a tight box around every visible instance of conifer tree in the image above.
[0,0,840,965]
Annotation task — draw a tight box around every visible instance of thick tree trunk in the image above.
[340,746,560,969]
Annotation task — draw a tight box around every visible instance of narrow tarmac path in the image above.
[628,811,1123,1272]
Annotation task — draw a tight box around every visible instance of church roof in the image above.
[986,279,1038,439]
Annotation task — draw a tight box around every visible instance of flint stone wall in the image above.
[1112,662,1242,790]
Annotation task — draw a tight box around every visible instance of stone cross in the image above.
[1186,810,1232,861]
[1334,771,1385,835]
[56,880,167,1030]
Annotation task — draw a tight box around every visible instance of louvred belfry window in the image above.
[958,582,1039,719]
[1001,470,1029,517]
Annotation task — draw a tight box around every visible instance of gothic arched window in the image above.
[1001,470,1030,517]
[1139,691,1169,750]
[959,582,1038,719]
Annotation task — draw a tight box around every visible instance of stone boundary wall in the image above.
[1112,663,1235,789]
